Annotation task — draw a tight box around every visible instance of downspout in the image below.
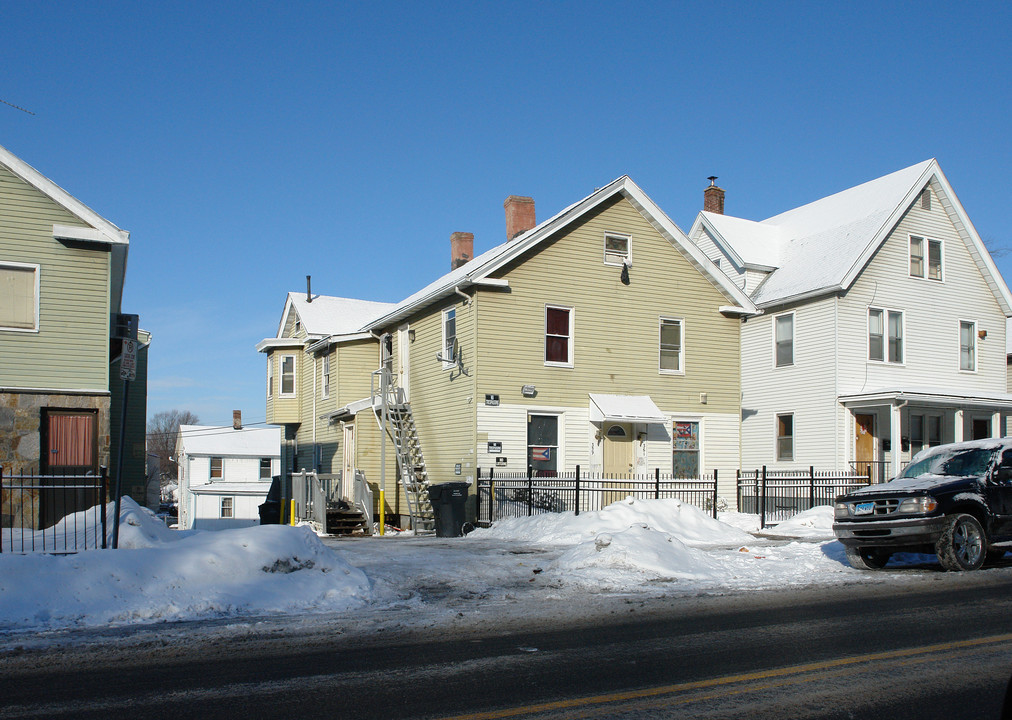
[454,286,470,304]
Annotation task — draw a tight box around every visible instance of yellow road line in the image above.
[438,633,1012,720]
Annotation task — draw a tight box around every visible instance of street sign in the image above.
[120,339,137,380]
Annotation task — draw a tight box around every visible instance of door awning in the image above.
[589,393,667,424]
[838,387,1012,411]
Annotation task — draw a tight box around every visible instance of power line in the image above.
[0,97,35,116]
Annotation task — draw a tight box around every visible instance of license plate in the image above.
[854,502,875,516]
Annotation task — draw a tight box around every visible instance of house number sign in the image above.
[487,442,502,454]
[485,394,500,406]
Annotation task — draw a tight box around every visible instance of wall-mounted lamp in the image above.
[408,329,416,342]
[979,329,988,340]
[521,384,537,397]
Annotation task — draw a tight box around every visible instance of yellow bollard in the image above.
[379,488,385,535]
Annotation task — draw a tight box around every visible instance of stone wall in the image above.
[0,391,111,472]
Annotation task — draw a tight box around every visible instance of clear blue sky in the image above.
[3,1,1010,427]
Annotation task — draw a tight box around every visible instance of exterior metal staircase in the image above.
[372,365,435,534]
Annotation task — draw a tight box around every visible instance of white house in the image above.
[688,160,1012,482]
[176,424,282,530]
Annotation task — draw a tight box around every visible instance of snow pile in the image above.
[759,505,836,539]
[0,498,371,631]
[473,497,754,547]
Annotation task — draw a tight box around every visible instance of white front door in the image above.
[398,324,411,400]
[342,424,356,499]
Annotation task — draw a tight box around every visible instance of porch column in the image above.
[890,403,902,480]
[954,410,964,442]
[993,411,1002,438]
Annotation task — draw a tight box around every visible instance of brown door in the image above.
[855,414,875,482]
[41,409,99,527]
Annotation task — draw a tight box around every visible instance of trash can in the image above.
[428,482,470,537]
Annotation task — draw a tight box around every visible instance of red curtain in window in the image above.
[48,414,95,467]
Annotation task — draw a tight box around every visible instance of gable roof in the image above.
[0,143,129,246]
[176,424,282,456]
[277,292,396,340]
[689,160,1012,314]
[363,175,756,329]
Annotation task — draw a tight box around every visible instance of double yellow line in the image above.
[440,633,1012,720]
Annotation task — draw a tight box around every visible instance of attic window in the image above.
[909,236,942,281]
[604,233,630,266]
[294,317,302,335]
[920,189,931,211]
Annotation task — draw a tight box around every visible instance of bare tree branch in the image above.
[147,409,200,481]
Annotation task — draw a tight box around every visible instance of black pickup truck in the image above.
[833,438,1012,571]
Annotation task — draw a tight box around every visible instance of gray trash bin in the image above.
[428,482,470,537]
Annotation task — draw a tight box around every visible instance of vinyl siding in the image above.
[0,164,110,390]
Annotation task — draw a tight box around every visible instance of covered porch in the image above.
[838,388,1012,483]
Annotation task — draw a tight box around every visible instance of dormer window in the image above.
[604,233,630,266]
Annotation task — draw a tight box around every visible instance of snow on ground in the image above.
[0,497,936,639]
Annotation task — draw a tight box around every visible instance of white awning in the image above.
[589,393,667,424]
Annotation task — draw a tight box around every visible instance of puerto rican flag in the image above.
[530,447,551,462]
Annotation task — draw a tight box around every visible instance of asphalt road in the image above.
[3,569,1012,719]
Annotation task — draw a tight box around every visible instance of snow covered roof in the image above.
[364,176,756,329]
[838,387,1012,410]
[0,142,129,246]
[176,425,282,457]
[589,394,667,423]
[690,160,1012,314]
[280,292,396,339]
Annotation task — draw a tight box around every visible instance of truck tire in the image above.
[935,513,986,571]
[845,546,891,570]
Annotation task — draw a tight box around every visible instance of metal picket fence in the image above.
[737,466,870,529]
[1,466,109,553]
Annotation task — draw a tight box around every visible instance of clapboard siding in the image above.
[0,165,109,390]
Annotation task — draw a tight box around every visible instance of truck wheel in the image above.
[935,513,986,571]
[845,546,891,570]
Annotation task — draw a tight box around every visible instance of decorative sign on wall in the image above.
[485,394,500,406]
[495,456,507,467]
[454,463,462,475]
[487,442,502,454]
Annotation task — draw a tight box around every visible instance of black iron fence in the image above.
[0,466,108,553]
[476,466,718,527]
[737,466,870,529]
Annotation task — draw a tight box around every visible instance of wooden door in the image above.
[855,414,875,482]
[603,424,632,505]
[41,409,99,527]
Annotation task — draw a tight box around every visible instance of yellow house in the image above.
[258,176,755,528]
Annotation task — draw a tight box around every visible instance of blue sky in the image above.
[2,1,1009,426]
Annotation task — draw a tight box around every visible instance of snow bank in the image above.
[0,498,371,631]
[472,497,754,547]
[759,505,836,540]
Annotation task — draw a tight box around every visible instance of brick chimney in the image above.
[504,195,536,240]
[233,410,242,430]
[450,232,473,270]
[704,176,725,215]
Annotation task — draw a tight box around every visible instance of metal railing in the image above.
[737,466,871,529]
[1,466,109,553]
[476,466,719,527]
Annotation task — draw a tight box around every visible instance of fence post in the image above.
[527,465,533,517]
[760,466,767,530]
[809,466,815,511]
[575,465,581,517]
[655,467,660,499]
[736,469,741,513]
[0,467,3,554]
[711,469,718,519]
[100,467,108,550]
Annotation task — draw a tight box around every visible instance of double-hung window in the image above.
[322,353,331,398]
[0,262,40,331]
[528,414,559,475]
[776,413,794,461]
[774,313,794,367]
[604,233,631,266]
[672,421,700,477]
[220,496,233,518]
[959,320,977,371]
[659,317,683,373]
[280,355,296,395]
[259,457,272,480]
[267,357,273,398]
[210,457,223,479]
[545,305,573,366]
[909,236,942,281]
[441,308,456,368]
[869,308,903,363]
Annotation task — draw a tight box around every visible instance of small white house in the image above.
[176,424,282,530]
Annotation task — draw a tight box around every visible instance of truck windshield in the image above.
[902,447,995,479]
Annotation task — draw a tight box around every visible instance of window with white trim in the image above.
[776,413,794,461]
[280,355,296,395]
[545,305,573,366]
[869,307,903,364]
[959,320,977,371]
[672,420,700,477]
[210,456,223,479]
[604,233,630,266]
[0,263,39,331]
[441,308,456,369]
[528,414,559,475]
[910,413,942,457]
[659,317,683,373]
[259,457,272,479]
[774,312,794,367]
[322,353,331,398]
[909,236,942,281]
[220,496,233,518]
